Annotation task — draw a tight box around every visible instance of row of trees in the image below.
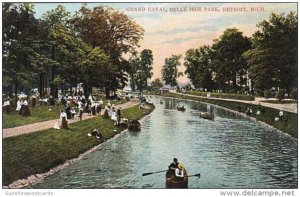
[163,12,297,95]
[3,3,144,101]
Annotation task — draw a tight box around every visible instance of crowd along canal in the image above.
[31,96,298,189]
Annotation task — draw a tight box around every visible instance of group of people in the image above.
[168,158,186,180]
[55,94,105,129]
[275,110,286,122]
[16,98,31,116]
[103,102,123,126]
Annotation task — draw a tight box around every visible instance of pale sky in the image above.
[33,2,297,83]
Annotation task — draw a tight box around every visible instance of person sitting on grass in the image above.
[279,110,284,120]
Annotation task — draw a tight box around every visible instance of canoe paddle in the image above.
[142,170,168,176]
[187,173,201,178]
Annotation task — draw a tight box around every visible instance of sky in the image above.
[33,2,297,84]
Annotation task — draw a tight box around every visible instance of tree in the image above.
[243,12,297,94]
[2,3,40,102]
[128,54,140,92]
[161,55,183,86]
[184,46,215,91]
[212,28,252,92]
[72,4,144,97]
[137,49,153,91]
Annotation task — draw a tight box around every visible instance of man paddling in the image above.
[168,158,179,175]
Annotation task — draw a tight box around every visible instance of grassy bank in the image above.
[3,104,155,186]
[3,98,127,129]
[165,92,297,138]
[186,90,255,101]
[260,100,298,104]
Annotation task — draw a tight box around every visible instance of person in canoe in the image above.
[175,163,185,180]
[168,158,179,175]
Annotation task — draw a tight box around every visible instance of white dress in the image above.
[16,101,21,111]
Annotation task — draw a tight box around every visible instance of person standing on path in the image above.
[117,107,121,125]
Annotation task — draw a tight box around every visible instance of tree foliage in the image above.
[72,4,144,96]
[211,28,252,92]
[162,55,183,86]
[244,12,297,94]
[2,3,145,99]
[184,46,214,91]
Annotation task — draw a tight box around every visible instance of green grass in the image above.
[2,104,155,186]
[260,100,297,104]
[3,105,62,128]
[166,92,297,138]
[186,91,255,101]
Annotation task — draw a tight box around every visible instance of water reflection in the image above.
[31,96,298,189]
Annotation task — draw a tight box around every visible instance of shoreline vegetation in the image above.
[164,92,297,138]
[3,104,155,188]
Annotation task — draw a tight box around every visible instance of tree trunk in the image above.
[45,77,48,96]
[14,74,18,105]
[105,88,110,99]
[39,74,43,98]
[83,83,89,99]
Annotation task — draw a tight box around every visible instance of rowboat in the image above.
[176,106,186,111]
[128,119,141,131]
[165,170,188,188]
[199,112,214,120]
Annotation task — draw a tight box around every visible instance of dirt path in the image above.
[3,99,140,139]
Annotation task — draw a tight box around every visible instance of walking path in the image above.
[174,92,297,113]
[3,99,140,139]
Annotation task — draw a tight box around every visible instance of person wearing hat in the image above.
[175,163,185,180]
[168,158,179,175]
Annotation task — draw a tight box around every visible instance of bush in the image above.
[276,89,285,101]
[291,88,297,100]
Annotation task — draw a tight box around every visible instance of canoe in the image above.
[165,170,188,188]
[176,106,186,111]
[199,112,214,120]
[128,119,141,131]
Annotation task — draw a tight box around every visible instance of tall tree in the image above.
[161,55,183,87]
[137,49,153,91]
[243,12,297,94]
[2,3,40,101]
[184,46,215,91]
[128,55,140,92]
[72,5,144,97]
[212,28,251,92]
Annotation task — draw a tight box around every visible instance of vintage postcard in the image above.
[2,0,298,196]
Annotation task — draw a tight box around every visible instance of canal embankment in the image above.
[164,92,297,138]
[3,104,155,188]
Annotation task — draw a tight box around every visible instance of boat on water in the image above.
[128,119,141,131]
[165,170,188,188]
[199,112,214,120]
[176,106,186,112]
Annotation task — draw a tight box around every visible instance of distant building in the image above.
[159,84,171,94]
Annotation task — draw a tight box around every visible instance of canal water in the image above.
[31,97,298,189]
